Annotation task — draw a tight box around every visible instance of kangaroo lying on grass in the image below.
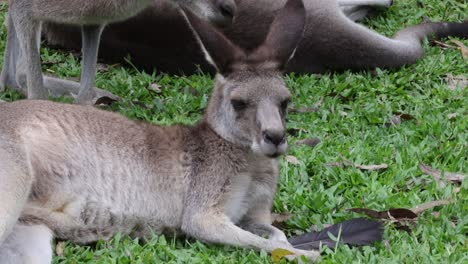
[0,0,320,262]
[0,0,236,103]
[40,0,467,75]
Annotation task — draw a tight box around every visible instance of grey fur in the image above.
[0,0,236,103]
[0,0,319,262]
[40,0,466,75]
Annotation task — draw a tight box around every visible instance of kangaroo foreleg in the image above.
[182,212,320,261]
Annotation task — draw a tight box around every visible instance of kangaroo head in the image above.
[175,0,237,27]
[183,0,305,158]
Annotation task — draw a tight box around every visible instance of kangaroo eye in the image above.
[231,99,248,111]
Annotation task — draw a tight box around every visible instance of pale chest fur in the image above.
[224,173,252,224]
[223,161,278,224]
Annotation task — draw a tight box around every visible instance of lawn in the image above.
[0,0,467,263]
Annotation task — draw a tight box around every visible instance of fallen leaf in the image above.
[288,97,323,113]
[56,241,65,257]
[431,211,440,218]
[445,74,468,90]
[289,218,383,250]
[384,240,390,250]
[326,157,388,171]
[449,39,468,59]
[353,163,389,170]
[296,137,321,148]
[94,96,118,106]
[410,200,451,215]
[42,59,61,66]
[148,83,162,93]
[447,113,458,120]
[183,86,201,96]
[96,63,109,72]
[288,106,317,113]
[431,40,456,49]
[350,200,451,232]
[419,163,466,187]
[271,212,292,228]
[349,208,417,232]
[286,127,300,137]
[285,155,300,165]
[349,208,417,220]
[309,223,333,232]
[385,112,415,127]
[339,111,348,117]
[271,248,294,263]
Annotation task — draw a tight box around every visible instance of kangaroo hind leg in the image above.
[0,224,53,264]
[0,148,32,245]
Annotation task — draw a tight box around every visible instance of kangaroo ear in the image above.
[181,8,245,75]
[249,0,306,70]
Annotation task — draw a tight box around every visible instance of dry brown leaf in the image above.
[148,83,162,93]
[349,200,452,232]
[94,96,118,106]
[56,241,65,257]
[349,207,417,232]
[271,248,294,263]
[327,157,388,171]
[285,155,300,165]
[447,113,458,120]
[449,39,468,59]
[296,137,321,148]
[271,212,292,228]
[288,97,323,113]
[354,163,389,170]
[419,163,466,187]
[384,240,391,250]
[445,74,468,90]
[96,63,110,72]
[410,200,451,215]
[309,223,333,232]
[431,40,457,49]
[386,112,415,127]
[184,86,201,96]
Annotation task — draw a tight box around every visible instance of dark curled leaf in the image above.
[348,208,383,219]
[296,138,321,148]
[289,218,383,250]
[349,208,417,220]
[387,209,418,219]
[94,96,118,106]
[271,213,292,228]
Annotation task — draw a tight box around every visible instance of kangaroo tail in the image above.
[394,20,468,42]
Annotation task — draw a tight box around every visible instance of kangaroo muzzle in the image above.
[255,102,287,157]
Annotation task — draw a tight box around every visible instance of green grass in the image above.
[1,0,467,263]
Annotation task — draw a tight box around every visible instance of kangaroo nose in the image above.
[263,130,286,146]
[217,0,236,19]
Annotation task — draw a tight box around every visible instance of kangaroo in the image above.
[0,0,320,262]
[39,0,467,75]
[0,0,236,104]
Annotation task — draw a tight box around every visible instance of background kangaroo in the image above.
[0,0,320,262]
[39,0,467,75]
[0,0,236,103]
